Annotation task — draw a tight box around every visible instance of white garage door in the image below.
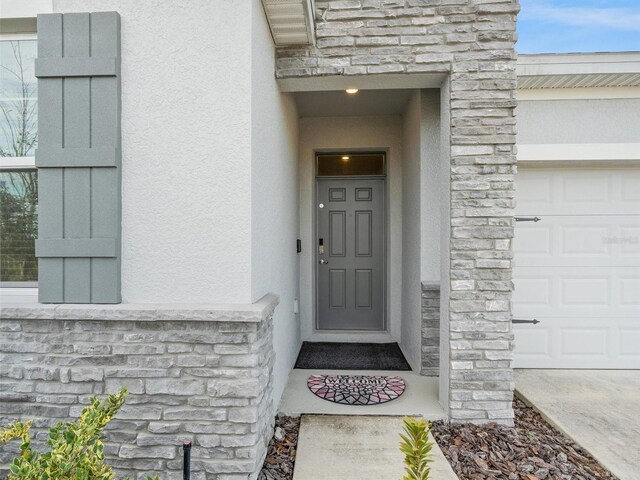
[513,167,640,368]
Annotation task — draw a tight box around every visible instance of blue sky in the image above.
[517,0,640,54]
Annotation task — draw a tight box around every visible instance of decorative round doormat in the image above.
[307,375,406,405]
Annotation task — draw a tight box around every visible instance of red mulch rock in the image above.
[431,397,619,480]
[258,416,300,480]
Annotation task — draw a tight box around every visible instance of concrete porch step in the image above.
[279,369,447,419]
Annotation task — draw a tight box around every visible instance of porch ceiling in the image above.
[294,89,414,117]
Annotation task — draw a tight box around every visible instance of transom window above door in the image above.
[317,152,385,177]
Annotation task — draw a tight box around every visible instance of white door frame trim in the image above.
[309,149,393,342]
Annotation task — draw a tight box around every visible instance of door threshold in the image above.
[307,331,395,343]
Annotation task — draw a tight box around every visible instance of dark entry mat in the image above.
[294,342,412,371]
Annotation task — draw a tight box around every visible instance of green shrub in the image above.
[0,388,158,480]
[399,416,433,480]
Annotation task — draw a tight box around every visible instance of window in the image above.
[317,153,386,177]
[1,35,38,285]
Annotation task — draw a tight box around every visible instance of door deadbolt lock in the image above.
[319,259,329,265]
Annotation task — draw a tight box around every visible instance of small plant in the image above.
[0,388,158,480]
[399,416,434,480]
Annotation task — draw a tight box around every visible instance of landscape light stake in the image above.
[183,440,191,480]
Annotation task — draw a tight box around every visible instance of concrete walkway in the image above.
[515,369,640,480]
[292,415,458,480]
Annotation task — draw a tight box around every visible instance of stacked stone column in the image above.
[448,50,517,424]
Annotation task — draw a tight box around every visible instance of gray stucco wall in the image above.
[0,313,275,480]
[517,98,640,144]
[402,90,423,369]
[421,90,442,283]
[250,0,302,413]
[276,0,519,425]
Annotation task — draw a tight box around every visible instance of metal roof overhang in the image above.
[262,0,315,46]
[517,52,640,89]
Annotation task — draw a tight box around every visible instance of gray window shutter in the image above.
[35,12,121,304]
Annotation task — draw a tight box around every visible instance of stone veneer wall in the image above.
[0,302,276,480]
[276,0,518,425]
[421,282,440,377]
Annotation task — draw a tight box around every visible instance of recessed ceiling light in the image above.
[345,88,359,94]
[341,156,350,161]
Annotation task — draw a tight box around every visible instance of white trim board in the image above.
[517,143,640,164]
[305,331,397,343]
[517,52,640,73]
[278,72,447,92]
[0,33,37,41]
[0,287,38,304]
[0,156,36,169]
[517,87,640,101]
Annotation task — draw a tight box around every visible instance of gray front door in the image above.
[317,178,384,330]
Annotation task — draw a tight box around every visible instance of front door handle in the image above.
[319,259,329,265]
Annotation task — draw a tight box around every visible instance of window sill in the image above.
[0,287,38,304]
[0,293,279,323]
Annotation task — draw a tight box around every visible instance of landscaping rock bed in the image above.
[432,397,618,480]
[258,416,300,480]
[258,399,616,480]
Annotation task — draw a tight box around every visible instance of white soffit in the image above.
[262,0,314,46]
[517,52,640,89]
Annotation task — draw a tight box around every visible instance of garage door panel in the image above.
[620,226,640,254]
[514,317,640,368]
[515,329,550,356]
[621,278,640,305]
[562,174,611,204]
[514,167,640,369]
[517,170,553,208]
[562,225,609,255]
[515,217,640,267]
[514,358,640,368]
[516,168,640,216]
[622,171,640,201]
[621,330,640,356]
[515,226,552,256]
[561,328,608,356]
[513,277,551,305]
[561,277,609,306]
[514,266,639,315]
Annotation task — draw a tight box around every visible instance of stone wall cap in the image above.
[421,282,441,291]
[0,293,280,323]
